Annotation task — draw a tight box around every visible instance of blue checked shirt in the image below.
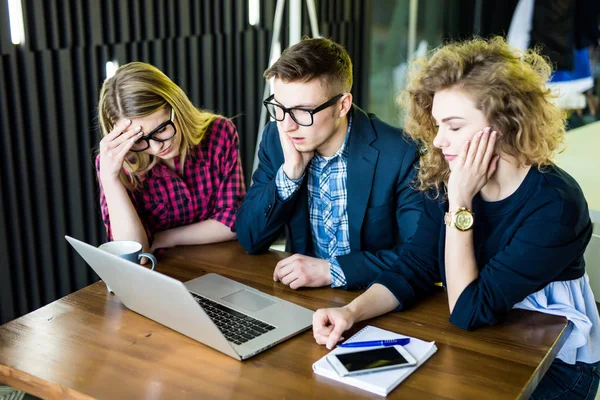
[275,119,352,288]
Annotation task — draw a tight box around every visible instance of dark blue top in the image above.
[373,165,593,330]
[236,105,423,289]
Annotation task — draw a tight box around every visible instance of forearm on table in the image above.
[345,283,400,322]
[165,219,236,246]
[102,178,149,250]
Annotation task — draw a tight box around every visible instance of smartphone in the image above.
[326,345,418,377]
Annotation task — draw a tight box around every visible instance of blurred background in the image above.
[0,0,598,325]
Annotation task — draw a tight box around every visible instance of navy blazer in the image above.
[235,105,423,289]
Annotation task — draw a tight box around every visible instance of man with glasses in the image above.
[236,38,423,290]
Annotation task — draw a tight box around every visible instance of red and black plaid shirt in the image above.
[96,117,246,242]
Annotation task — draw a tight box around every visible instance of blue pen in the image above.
[338,338,411,348]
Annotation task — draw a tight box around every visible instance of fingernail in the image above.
[326,344,332,350]
[136,126,142,131]
[485,126,491,132]
[477,131,483,137]
[491,131,497,136]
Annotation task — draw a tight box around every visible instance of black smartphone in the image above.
[326,346,417,376]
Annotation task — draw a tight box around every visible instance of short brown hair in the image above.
[264,37,353,92]
[401,36,566,198]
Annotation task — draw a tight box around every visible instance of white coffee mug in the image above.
[98,241,157,292]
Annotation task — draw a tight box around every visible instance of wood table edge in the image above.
[0,364,95,400]
[516,319,573,399]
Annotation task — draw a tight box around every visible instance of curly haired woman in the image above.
[312,37,600,399]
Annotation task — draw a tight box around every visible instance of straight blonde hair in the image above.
[98,62,220,189]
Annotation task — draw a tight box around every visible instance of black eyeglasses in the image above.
[263,93,345,127]
[130,108,177,152]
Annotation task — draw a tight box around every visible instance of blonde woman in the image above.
[313,37,600,399]
[96,62,245,253]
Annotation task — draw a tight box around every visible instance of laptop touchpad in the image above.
[221,289,276,312]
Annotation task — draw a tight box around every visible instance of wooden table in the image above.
[0,242,570,399]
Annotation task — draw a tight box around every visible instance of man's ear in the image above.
[339,93,353,118]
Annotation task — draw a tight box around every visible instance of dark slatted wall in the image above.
[315,0,371,106]
[0,0,369,324]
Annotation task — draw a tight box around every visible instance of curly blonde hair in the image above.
[400,36,566,197]
[98,62,220,190]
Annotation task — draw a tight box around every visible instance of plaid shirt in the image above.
[97,117,246,243]
[276,118,352,287]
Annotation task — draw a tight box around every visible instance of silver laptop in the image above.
[65,236,313,360]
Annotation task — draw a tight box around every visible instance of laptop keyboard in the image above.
[191,293,275,345]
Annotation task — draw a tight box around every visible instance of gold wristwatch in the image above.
[444,207,475,231]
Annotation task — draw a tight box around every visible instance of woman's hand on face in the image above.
[313,306,355,349]
[99,119,142,184]
[447,127,500,207]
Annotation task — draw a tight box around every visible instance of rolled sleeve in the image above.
[329,257,347,288]
[210,119,247,231]
[275,166,304,201]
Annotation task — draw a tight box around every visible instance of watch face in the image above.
[455,210,474,231]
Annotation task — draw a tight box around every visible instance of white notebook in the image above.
[312,325,437,397]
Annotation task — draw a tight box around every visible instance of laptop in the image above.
[65,236,314,360]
